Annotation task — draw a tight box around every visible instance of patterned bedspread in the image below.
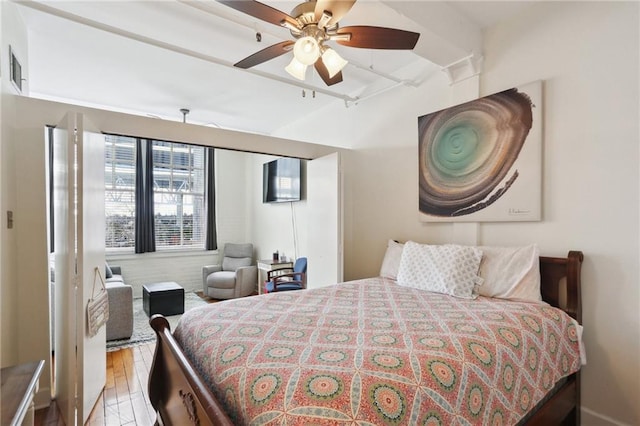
[174,278,581,425]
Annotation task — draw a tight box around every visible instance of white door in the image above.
[306,152,343,288]
[77,115,107,423]
[53,113,76,425]
[53,113,106,425]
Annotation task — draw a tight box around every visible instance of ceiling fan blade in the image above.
[336,26,420,49]
[314,58,343,86]
[218,0,299,28]
[314,0,357,27]
[234,41,294,69]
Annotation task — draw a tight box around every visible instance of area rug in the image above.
[106,292,209,352]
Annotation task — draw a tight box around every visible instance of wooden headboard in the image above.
[539,251,583,324]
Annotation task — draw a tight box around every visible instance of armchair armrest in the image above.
[267,267,294,281]
[105,281,133,340]
[203,264,222,275]
[273,272,304,281]
[202,264,222,293]
[235,265,258,298]
[273,272,306,288]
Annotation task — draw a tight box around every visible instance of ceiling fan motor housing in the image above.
[288,2,337,39]
[290,2,316,26]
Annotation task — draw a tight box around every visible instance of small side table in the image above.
[143,281,185,316]
[1,360,44,426]
[257,259,293,295]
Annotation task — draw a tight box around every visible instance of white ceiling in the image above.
[15,1,532,135]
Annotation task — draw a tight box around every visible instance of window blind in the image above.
[152,141,206,249]
[105,135,136,249]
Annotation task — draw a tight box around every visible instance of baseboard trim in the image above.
[582,406,633,426]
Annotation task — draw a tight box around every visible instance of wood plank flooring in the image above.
[36,293,218,425]
[35,342,157,426]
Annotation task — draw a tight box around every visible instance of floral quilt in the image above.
[174,278,581,425]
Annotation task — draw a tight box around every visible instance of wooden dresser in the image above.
[1,360,44,426]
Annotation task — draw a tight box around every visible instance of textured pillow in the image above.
[397,241,483,299]
[379,240,404,280]
[105,263,113,279]
[222,256,252,272]
[477,244,542,302]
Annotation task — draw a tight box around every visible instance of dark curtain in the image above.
[205,147,217,250]
[135,138,156,253]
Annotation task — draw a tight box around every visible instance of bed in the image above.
[149,249,584,425]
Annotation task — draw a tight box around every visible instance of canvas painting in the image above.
[418,80,542,222]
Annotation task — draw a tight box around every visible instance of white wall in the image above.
[14,127,52,405]
[275,3,639,424]
[275,67,461,279]
[215,149,253,247]
[106,251,214,296]
[480,3,639,424]
[1,1,29,369]
[249,153,309,263]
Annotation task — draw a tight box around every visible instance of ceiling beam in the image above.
[16,0,360,102]
[381,1,483,67]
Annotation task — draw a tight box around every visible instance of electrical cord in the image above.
[290,201,298,260]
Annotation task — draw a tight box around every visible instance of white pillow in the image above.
[477,244,541,302]
[379,240,404,279]
[397,241,483,299]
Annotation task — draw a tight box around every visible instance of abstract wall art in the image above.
[418,80,542,222]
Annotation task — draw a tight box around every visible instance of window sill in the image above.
[107,248,218,262]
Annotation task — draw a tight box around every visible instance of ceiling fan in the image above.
[218,0,420,86]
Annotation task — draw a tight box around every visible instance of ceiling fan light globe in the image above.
[293,36,320,65]
[285,57,308,80]
[321,48,348,78]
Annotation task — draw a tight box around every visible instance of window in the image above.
[105,135,208,251]
[105,135,136,249]
[152,141,205,249]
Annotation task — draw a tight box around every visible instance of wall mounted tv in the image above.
[263,157,302,203]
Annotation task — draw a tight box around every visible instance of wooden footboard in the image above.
[148,315,233,426]
[149,251,584,426]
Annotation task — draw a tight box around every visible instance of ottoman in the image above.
[143,282,184,317]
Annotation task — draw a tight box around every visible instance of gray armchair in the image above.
[203,243,257,299]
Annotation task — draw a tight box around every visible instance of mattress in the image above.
[174,277,581,425]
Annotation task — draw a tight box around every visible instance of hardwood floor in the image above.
[36,294,218,425]
[35,342,157,426]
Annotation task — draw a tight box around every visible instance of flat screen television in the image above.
[263,157,301,203]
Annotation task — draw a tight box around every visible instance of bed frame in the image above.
[148,250,584,426]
